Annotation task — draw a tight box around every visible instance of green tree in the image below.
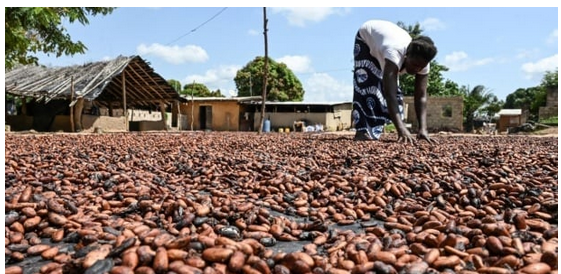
[462,85,494,132]
[234,56,304,101]
[442,80,462,96]
[505,86,545,121]
[209,89,224,97]
[503,70,558,121]
[400,61,461,96]
[533,69,557,116]
[541,68,558,88]
[182,83,211,97]
[180,83,224,97]
[530,88,547,120]
[397,21,423,38]
[504,87,542,120]
[167,79,182,93]
[504,88,533,110]
[5,7,115,69]
[481,95,504,118]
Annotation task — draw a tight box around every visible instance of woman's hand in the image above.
[397,127,415,144]
[417,129,434,144]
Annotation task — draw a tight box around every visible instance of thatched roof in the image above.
[5,55,180,108]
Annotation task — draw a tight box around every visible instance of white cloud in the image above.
[276,55,313,73]
[515,48,540,59]
[521,54,558,80]
[271,7,349,27]
[442,51,494,72]
[547,29,558,44]
[248,29,259,36]
[420,18,445,31]
[101,56,113,61]
[137,43,208,64]
[183,65,240,92]
[304,73,352,102]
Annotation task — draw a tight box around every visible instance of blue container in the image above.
[263,119,271,132]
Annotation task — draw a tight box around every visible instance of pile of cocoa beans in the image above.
[5,132,557,274]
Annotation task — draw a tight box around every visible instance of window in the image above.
[442,105,452,117]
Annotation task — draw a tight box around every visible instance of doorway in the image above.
[199,106,212,130]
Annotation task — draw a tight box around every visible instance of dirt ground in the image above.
[532,126,559,136]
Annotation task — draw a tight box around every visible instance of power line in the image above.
[166,7,228,45]
[296,68,352,76]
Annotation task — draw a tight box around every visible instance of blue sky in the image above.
[31,7,559,102]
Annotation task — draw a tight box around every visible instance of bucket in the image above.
[285,128,290,133]
[263,119,271,132]
[278,128,284,133]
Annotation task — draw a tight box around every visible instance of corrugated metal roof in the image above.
[180,96,262,102]
[498,109,522,116]
[178,96,352,106]
[241,101,352,106]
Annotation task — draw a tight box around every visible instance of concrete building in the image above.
[539,86,558,120]
[178,96,260,131]
[242,101,352,132]
[403,96,464,132]
[178,97,352,132]
[177,96,464,133]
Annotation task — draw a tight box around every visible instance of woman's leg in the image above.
[352,33,389,140]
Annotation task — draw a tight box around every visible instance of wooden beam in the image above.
[127,99,176,103]
[109,80,144,102]
[110,73,152,101]
[129,61,167,98]
[127,62,165,99]
[122,70,127,131]
[70,77,75,132]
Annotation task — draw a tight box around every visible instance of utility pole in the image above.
[258,7,268,134]
[190,80,194,131]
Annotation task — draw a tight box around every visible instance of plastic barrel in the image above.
[263,119,271,132]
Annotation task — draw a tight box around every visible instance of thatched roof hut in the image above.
[5,55,180,109]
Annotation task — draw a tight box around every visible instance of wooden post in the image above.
[21,96,27,115]
[191,80,195,131]
[74,98,84,132]
[160,101,167,131]
[70,77,75,132]
[171,100,178,128]
[122,71,127,131]
[259,7,269,134]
